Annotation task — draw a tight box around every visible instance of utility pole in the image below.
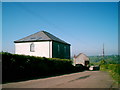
[103,43,104,57]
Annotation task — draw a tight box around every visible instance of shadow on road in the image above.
[69,75,90,82]
[76,75,90,80]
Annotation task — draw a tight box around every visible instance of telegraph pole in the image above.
[103,43,104,57]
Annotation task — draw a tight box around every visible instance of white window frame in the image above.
[30,43,35,52]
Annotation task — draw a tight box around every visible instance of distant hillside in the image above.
[89,55,119,64]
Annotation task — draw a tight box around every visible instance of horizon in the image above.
[2,2,118,56]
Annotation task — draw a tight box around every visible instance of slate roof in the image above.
[74,53,89,61]
[14,31,70,45]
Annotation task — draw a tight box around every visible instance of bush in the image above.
[2,52,83,83]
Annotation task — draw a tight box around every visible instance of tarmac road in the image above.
[2,71,118,88]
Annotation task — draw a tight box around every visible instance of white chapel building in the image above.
[14,31,71,59]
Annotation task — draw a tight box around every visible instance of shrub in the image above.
[2,52,82,83]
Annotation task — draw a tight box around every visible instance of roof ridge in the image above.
[42,31,52,40]
[44,31,58,39]
[41,31,52,40]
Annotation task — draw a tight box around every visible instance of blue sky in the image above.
[2,2,118,56]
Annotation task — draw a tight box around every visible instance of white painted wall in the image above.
[15,41,52,58]
[74,54,89,66]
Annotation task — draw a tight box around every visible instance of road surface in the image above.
[2,71,118,88]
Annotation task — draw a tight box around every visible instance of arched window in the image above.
[30,43,35,52]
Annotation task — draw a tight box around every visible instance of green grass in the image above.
[100,64,120,84]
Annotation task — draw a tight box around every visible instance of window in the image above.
[64,46,66,53]
[58,45,60,53]
[30,43,35,52]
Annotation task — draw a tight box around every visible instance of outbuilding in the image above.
[73,53,90,67]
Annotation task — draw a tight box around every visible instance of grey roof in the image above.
[75,53,89,61]
[76,53,87,58]
[14,31,70,45]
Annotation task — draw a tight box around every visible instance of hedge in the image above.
[100,64,120,84]
[2,52,84,83]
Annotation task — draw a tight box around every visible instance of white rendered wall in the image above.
[75,55,85,66]
[15,41,52,58]
[74,54,89,66]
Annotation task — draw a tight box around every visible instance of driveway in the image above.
[2,71,118,88]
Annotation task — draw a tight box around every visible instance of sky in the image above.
[2,0,120,2]
[2,2,118,56]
